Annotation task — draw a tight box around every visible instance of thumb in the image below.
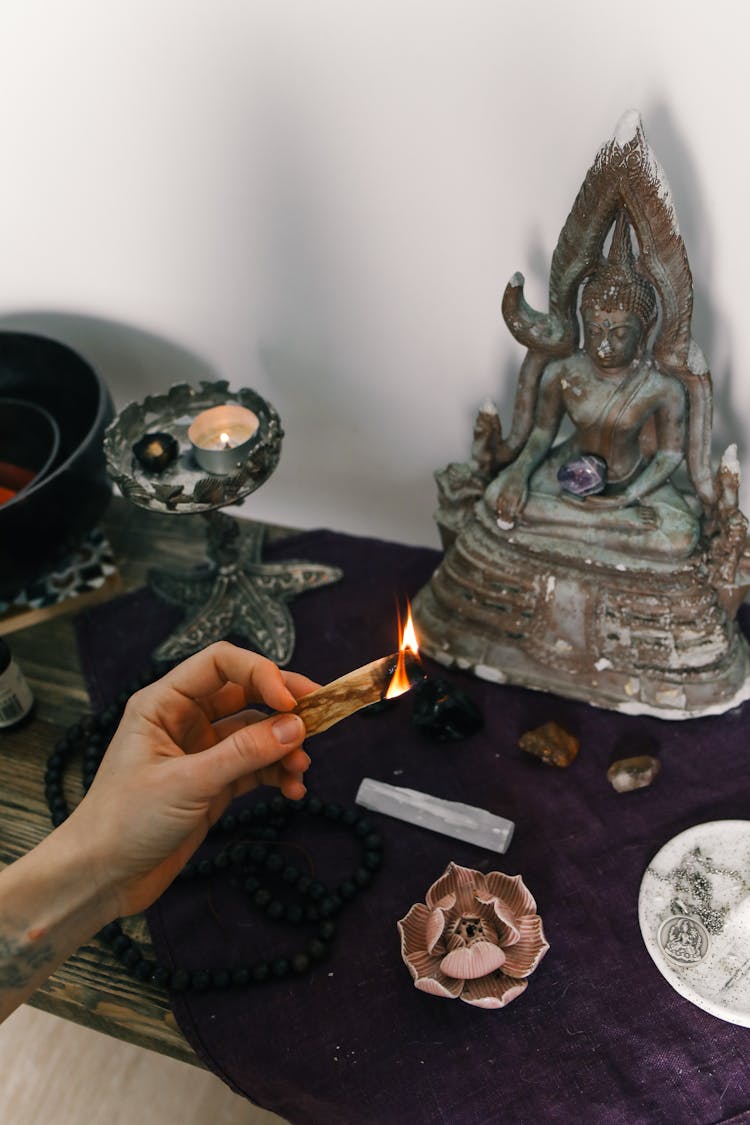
[199,712,306,791]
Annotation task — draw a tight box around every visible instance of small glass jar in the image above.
[0,637,35,730]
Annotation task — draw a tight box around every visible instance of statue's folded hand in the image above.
[486,467,528,529]
[560,491,659,528]
[567,492,636,512]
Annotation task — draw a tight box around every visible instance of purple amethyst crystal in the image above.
[557,453,607,497]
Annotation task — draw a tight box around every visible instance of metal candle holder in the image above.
[104,380,342,665]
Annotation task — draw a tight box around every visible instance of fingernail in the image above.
[272,714,303,744]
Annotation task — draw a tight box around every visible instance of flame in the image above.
[220,431,232,449]
[385,603,420,699]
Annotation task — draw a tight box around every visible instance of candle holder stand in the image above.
[104,381,342,665]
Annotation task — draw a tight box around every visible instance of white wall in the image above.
[0,0,746,547]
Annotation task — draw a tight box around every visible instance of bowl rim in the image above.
[0,331,112,505]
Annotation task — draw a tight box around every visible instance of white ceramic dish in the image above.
[639,820,750,1027]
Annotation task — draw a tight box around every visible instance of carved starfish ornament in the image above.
[149,511,342,665]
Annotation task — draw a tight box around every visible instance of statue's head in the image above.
[581,211,657,370]
[581,307,644,370]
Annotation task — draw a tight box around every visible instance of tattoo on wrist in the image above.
[0,919,56,992]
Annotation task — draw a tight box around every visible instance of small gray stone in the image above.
[607,754,660,793]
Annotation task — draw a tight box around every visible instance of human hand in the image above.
[66,642,319,919]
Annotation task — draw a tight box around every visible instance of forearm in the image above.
[626,451,683,501]
[514,428,555,477]
[0,647,314,1024]
[0,816,117,1022]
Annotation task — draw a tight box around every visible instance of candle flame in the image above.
[220,431,233,449]
[385,603,420,699]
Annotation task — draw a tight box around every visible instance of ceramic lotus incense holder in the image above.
[397,861,549,1008]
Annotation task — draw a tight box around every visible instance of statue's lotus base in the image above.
[413,505,750,720]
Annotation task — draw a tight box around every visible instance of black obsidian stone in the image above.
[411,678,483,742]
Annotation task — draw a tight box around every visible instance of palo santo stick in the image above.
[290,651,423,737]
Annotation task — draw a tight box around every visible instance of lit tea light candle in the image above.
[188,404,260,475]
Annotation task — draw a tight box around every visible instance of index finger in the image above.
[282,670,321,700]
[162,642,302,713]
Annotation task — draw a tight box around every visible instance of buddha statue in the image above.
[413,111,750,718]
[484,212,700,561]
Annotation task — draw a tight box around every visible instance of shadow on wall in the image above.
[645,101,736,458]
[0,311,218,411]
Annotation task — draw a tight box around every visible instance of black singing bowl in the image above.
[0,398,61,497]
[0,332,114,599]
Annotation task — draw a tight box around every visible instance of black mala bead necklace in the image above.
[44,670,384,993]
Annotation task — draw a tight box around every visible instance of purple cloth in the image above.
[75,529,750,1125]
